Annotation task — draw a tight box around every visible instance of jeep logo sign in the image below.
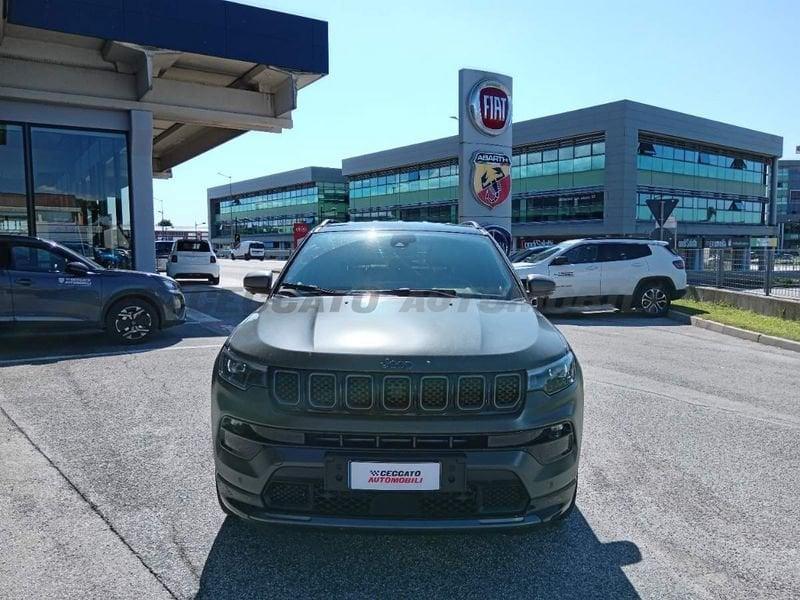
[468,80,511,136]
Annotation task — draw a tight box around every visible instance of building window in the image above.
[346,161,459,218]
[637,135,768,190]
[511,135,606,185]
[513,191,604,223]
[0,123,29,235]
[213,181,348,238]
[636,191,765,225]
[29,127,131,268]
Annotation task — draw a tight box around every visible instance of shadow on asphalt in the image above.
[197,511,642,599]
[0,322,220,365]
[182,286,263,327]
[547,310,682,328]
[0,288,264,366]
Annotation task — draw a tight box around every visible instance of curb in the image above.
[668,310,800,353]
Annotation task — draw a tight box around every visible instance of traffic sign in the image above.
[646,198,679,226]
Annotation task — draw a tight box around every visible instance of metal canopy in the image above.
[0,0,328,176]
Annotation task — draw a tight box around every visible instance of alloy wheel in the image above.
[640,287,668,314]
[114,305,153,340]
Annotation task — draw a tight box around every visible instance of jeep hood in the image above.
[227,296,569,372]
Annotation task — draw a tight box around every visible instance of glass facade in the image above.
[348,162,459,221]
[636,192,764,224]
[0,121,132,268]
[0,123,27,235]
[213,181,348,237]
[512,135,605,223]
[513,191,604,223]
[348,136,606,224]
[777,163,800,221]
[636,135,769,226]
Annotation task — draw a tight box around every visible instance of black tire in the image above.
[245,253,251,261]
[209,276,220,285]
[105,298,158,344]
[231,254,235,260]
[259,257,264,261]
[635,281,671,317]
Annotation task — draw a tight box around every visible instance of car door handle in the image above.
[586,265,600,271]
[631,262,644,267]
[14,278,33,287]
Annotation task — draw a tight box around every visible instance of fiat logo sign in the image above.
[468,80,511,136]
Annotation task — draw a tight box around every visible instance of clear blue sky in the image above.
[154,0,799,226]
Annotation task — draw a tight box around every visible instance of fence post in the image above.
[764,249,773,297]
[715,249,723,288]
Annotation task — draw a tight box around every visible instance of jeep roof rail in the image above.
[459,221,484,230]
[317,219,338,228]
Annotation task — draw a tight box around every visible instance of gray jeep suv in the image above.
[212,221,583,530]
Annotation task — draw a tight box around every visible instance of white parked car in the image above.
[166,239,220,285]
[513,238,687,316]
[231,240,266,260]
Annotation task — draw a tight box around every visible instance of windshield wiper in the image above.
[276,282,347,296]
[364,288,459,298]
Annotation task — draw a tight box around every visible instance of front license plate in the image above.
[349,462,441,491]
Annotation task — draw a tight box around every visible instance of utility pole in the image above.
[218,172,234,247]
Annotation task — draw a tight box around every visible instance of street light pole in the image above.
[217,172,234,247]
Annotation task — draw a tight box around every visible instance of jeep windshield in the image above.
[277,229,525,300]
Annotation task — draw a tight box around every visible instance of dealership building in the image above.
[0,0,328,271]
[778,160,800,249]
[342,100,783,251]
[207,167,347,253]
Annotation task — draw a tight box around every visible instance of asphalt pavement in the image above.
[0,266,798,599]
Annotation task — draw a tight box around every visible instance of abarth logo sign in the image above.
[471,151,512,209]
[468,80,511,135]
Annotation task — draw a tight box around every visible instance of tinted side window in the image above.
[11,245,68,273]
[599,243,651,262]
[562,244,598,264]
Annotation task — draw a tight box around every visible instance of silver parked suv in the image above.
[212,221,583,530]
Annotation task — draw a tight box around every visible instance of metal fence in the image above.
[677,248,800,299]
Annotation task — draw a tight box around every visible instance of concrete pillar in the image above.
[130,110,156,272]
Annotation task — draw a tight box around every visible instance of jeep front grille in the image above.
[420,376,448,411]
[457,376,485,410]
[308,373,336,409]
[494,374,522,409]
[273,371,299,406]
[382,376,411,411]
[345,375,373,410]
[268,369,525,415]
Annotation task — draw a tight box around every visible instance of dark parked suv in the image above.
[0,235,186,343]
[212,221,583,530]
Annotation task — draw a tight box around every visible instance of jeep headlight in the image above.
[527,352,577,395]
[218,347,266,390]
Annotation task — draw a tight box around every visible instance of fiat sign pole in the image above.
[458,69,513,253]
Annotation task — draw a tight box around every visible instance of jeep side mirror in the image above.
[526,274,556,298]
[550,255,569,266]
[66,261,90,275]
[243,271,272,295]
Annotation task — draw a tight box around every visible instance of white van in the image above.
[231,240,266,260]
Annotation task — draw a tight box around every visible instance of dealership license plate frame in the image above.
[349,461,441,491]
[324,454,466,492]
